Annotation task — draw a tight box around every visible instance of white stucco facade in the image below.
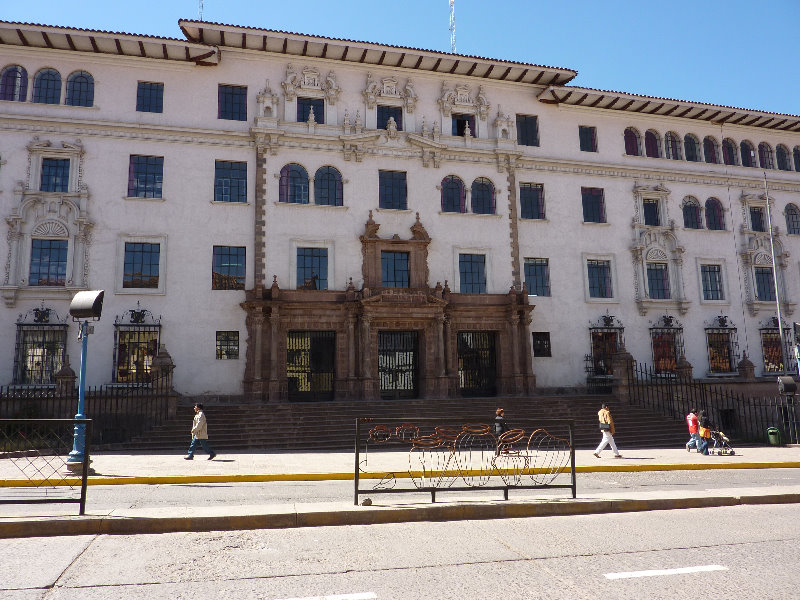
[2,19,799,397]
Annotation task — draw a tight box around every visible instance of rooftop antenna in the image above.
[449,0,456,53]
[199,0,204,20]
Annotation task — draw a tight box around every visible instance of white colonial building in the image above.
[2,19,799,400]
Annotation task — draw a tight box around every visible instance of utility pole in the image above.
[450,0,456,53]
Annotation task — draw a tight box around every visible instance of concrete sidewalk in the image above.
[1,446,799,538]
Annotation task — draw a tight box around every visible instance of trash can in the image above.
[767,427,782,446]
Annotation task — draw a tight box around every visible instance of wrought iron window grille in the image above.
[704,315,739,374]
[648,315,685,376]
[113,306,161,385]
[13,306,69,386]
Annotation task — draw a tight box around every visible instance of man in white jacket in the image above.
[185,403,216,460]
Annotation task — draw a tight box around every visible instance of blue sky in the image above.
[4,0,799,115]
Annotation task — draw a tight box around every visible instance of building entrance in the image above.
[457,331,497,397]
[378,331,418,399]
[287,331,335,401]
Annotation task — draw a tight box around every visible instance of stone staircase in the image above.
[124,395,689,452]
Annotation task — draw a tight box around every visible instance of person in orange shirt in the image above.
[685,408,700,452]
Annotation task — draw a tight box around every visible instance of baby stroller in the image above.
[708,429,735,455]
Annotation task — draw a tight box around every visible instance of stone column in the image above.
[252,313,264,381]
[268,308,280,400]
[347,314,356,379]
[610,345,635,404]
[436,316,446,377]
[675,355,693,382]
[360,315,372,378]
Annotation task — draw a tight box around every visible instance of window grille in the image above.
[759,320,796,374]
[754,266,776,301]
[683,201,701,229]
[758,143,774,169]
[722,139,737,165]
[643,200,660,226]
[700,265,724,300]
[524,258,550,296]
[646,263,671,299]
[684,135,700,162]
[458,254,487,294]
[587,259,612,298]
[740,141,755,167]
[665,132,682,160]
[786,204,800,235]
[749,206,766,232]
[624,128,640,156]
[29,239,68,286]
[279,164,309,204]
[705,328,738,373]
[703,137,718,164]
[128,155,164,198]
[644,131,660,158]
[113,308,161,383]
[123,242,160,288]
[650,317,684,374]
[212,246,246,290]
[216,331,239,360]
[705,198,725,230]
[0,65,28,101]
[13,307,68,385]
[40,158,70,192]
[777,146,791,171]
[579,126,597,152]
[378,170,407,210]
[531,332,552,357]
[471,178,495,214]
[581,187,606,223]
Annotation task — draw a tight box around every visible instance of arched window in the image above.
[471,178,495,215]
[794,146,800,172]
[624,128,641,156]
[684,134,701,162]
[682,197,702,229]
[776,145,791,171]
[758,143,774,169]
[740,141,755,167]
[279,164,309,204]
[786,204,800,235]
[313,166,342,206]
[705,198,725,231]
[441,176,465,213]
[645,130,661,158]
[665,132,682,160]
[722,139,737,165]
[65,71,94,107]
[703,137,719,164]
[32,69,61,104]
[0,65,28,101]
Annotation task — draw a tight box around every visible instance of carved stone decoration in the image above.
[403,79,417,113]
[362,73,416,112]
[301,66,321,89]
[281,63,300,100]
[256,79,279,118]
[381,76,399,97]
[494,106,515,141]
[740,233,795,316]
[363,72,380,108]
[386,116,398,139]
[630,227,689,316]
[323,70,341,105]
[438,82,490,120]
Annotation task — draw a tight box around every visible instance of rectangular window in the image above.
[587,259,612,298]
[459,253,487,294]
[579,126,598,152]
[750,206,766,232]
[14,325,67,385]
[754,266,776,301]
[581,187,606,223]
[40,158,70,192]
[136,82,164,113]
[646,263,671,299]
[297,247,328,290]
[761,329,791,373]
[643,200,660,226]
[452,113,475,137]
[378,170,407,210]
[701,265,724,300]
[524,258,550,296]
[114,327,159,383]
[29,239,68,286]
[128,155,164,198]
[381,251,410,288]
[212,246,246,290]
[218,84,247,121]
[123,242,160,288]
[531,332,552,357]
[377,105,402,130]
[216,331,240,360]
[652,330,678,374]
[297,97,324,124]
[519,183,545,219]
[516,115,539,147]
[214,160,247,203]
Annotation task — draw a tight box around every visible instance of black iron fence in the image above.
[628,362,800,445]
[0,376,173,446]
[0,418,91,515]
[354,417,576,504]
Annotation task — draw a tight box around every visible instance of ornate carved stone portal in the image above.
[241,213,535,402]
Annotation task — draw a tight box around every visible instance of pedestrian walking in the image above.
[593,402,622,458]
[493,408,508,437]
[185,403,216,460]
[685,407,701,452]
[698,410,713,455]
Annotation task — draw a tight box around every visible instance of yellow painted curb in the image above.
[2,460,800,487]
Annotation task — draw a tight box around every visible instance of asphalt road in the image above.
[3,503,799,599]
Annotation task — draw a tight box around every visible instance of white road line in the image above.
[605,565,728,580]
[273,593,377,600]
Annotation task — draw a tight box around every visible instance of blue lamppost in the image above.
[66,290,104,465]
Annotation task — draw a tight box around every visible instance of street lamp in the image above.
[66,290,104,465]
